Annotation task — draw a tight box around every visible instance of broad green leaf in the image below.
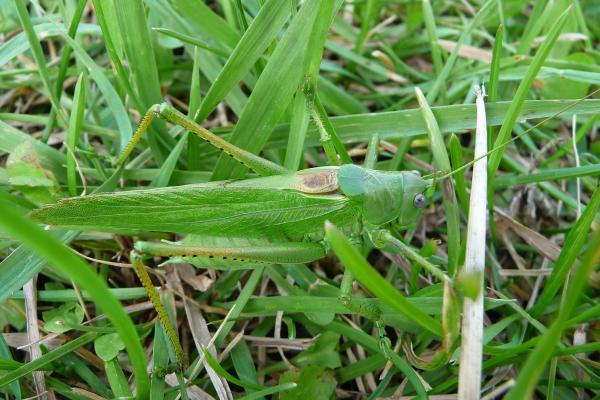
[43,302,84,333]
[7,142,62,205]
[291,331,341,369]
[94,333,126,362]
[540,53,595,99]
[0,121,66,179]
[279,366,336,400]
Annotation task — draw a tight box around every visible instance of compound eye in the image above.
[414,193,427,208]
[410,170,421,177]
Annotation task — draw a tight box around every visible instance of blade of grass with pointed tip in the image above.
[422,0,445,100]
[506,228,600,399]
[325,40,406,83]
[153,28,230,57]
[354,0,379,53]
[187,46,203,171]
[516,1,562,55]
[12,0,67,126]
[196,0,290,123]
[112,0,173,161]
[317,76,368,115]
[57,28,133,150]
[488,6,572,178]
[314,94,353,164]
[0,23,102,68]
[212,0,338,180]
[113,0,162,110]
[325,222,442,337]
[268,99,600,148]
[214,267,264,347]
[415,87,460,276]
[426,0,495,104]
[449,134,468,216]
[171,0,240,48]
[232,0,249,33]
[494,164,600,188]
[43,0,87,141]
[203,349,264,391]
[67,73,86,197]
[530,187,600,317]
[487,24,503,145]
[238,382,298,400]
[0,201,149,399]
[144,0,248,118]
[106,358,133,398]
[284,90,310,171]
[150,134,187,188]
[0,332,100,387]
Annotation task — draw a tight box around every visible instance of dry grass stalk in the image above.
[458,85,488,399]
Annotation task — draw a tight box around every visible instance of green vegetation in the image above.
[1,1,599,399]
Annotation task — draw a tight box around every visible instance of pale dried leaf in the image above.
[438,39,492,63]
[495,208,561,262]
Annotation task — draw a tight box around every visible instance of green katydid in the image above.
[30,103,440,363]
[29,92,591,368]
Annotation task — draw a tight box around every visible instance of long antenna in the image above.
[423,88,600,181]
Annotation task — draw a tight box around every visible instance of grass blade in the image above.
[12,0,66,125]
[325,222,442,337]
[422,0,444,99]
[0,332,100,387]
[488,6,572,178]
[66,73,86,197]
[196,0,290,123]
[0,200,150,398]
[268,99,600,148]
[426,0,495,104]
[57,28,133,150]
[506,228,600,399]
[112,0,172,161]
[415,87,460,276]
[530,187,600,317]
[284,90,310,171]
[449,134,468,215]
[212,0,337,180]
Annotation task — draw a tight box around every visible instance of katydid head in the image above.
[337,164,430,228]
